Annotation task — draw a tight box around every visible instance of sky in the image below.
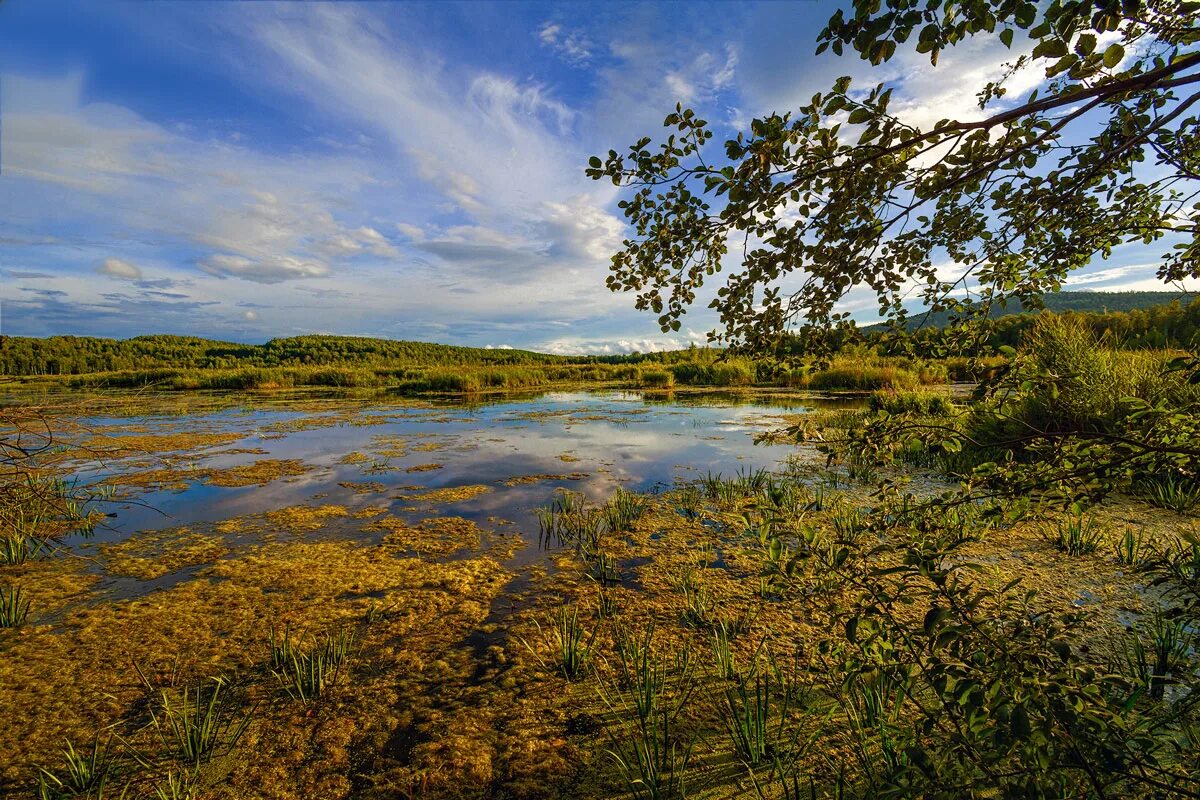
[0,1,1193,353]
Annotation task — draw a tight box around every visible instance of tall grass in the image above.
[602,623,697,800]
[270,624,356,702]
[0,585,31,627]
[151,677,253,767]
[521,605,594,680]
[36,738,115,800]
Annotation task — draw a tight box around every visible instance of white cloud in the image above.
[243,309,258,321]
[395,223,425,241]
[537,21,592,65]
[198,254,328,283]
[97,257,143,281]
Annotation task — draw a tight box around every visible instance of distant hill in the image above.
[863,291,1192,332]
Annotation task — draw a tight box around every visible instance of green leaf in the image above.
[1103,43,1124,68]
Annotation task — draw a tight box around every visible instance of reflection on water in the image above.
[67,389,859,567]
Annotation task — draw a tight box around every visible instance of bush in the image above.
[869,389,954,415]
[638,369,675,389]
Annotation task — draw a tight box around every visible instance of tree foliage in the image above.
[588,0,1200,356]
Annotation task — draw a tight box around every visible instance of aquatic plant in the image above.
[151,769,196,800]
[1112,526,1148,567]
[677,485,703,520]
[1,526,48,565]
[830,506,864,544]
[270,624,356,702]
[596,585,618,620]
[1142,471,1200,513]
[591,551,621,587]
[681,579,714,628]
[603,488,648,533]
[602,623,697,800]
[735,466,770,494]
[151,677,253,767]
[1042,513,1105,556]
[36,737,115,800]
[0,584,31,628]
[522,605,594,680]
[1113,610,1195,701]
[805,484,827,512]
[711,619,763,683]
[720,674,793,766]
[759,477,801,516]
[701,471,750,507]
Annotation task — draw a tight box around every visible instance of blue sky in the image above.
[0,1,1192,353]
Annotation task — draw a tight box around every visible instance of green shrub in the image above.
[869,389,954,415]
[639,369,675,389]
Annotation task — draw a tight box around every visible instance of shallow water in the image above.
[69,389,858,570]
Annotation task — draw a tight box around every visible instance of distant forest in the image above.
[865,290,1194,331]
[2,291,1196,377]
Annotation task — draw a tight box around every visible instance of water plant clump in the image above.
[0,584,31,627]
[270,623,356,702]
[35,737,116,800]
[603,488,648,533]
[1042,513,1106,555]
[521,604,595,680]
[601,623,697,800]
[1141,471,1200,514]
[150,677,254,768]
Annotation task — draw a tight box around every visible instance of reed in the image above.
[603,488,648,533]
[1042,513,1105,556]
[521,605,594,680]
[36,737,115,800]
[0,584,31,627]
[151,677,253,767]
[270,624,355,702]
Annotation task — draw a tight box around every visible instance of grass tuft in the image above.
[1042,513,1105,556]
[270,623,355,703]
[151,677,253,767]
[1,584,31,627]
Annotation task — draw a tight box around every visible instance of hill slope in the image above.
[866,290,1190,331]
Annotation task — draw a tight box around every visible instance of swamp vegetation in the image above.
[1,314,1198,799]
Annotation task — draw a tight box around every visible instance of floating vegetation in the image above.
[368,514,486,556]
[403,484,493,504]
[404,462,445,473]
[502,472,588,487]
[100,527,227,581]
[108,458,311,491]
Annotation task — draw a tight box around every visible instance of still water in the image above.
[68,389,857,572]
